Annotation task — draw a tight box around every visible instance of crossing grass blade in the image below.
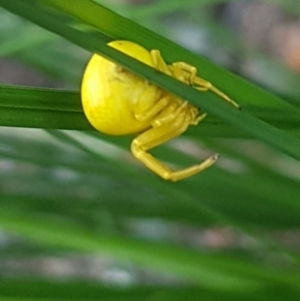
[0,0,300,161]
[1,85,300,139]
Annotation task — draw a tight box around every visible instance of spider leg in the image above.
[134,95,170,122]
[131,113,217,181]
[150,50,189,84]
[172,62,240,109]
[150,49,173,76]
[134,50,180,123]
[151,101,188,127]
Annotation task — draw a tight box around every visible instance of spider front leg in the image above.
[131,109,217,182]
[150,49,173,77]
[172,62,240,109]
[150,50,193,85]
[150,50,239,108]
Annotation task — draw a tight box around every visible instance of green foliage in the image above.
[0,0,300,299]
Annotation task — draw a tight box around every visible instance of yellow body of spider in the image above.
[81,40,239,181]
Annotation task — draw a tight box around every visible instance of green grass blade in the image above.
[1,209,300,290]
[36,0,299,108]
[1,85,300,138]
[1,0,300,162]
[0,85,91,129]
[1,279,300,301]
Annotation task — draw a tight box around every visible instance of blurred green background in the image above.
[0,0,300,300]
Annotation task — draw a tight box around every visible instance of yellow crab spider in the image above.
[81,40,239,182]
